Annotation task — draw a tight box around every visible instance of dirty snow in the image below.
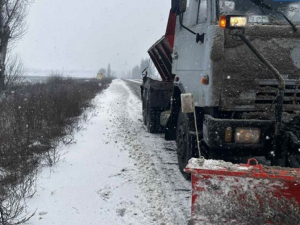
[23,79,191,225]
[187,158,250,171]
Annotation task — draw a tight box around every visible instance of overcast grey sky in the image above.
[15,0,171,76]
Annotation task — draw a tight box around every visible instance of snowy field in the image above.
[23,79,191,225]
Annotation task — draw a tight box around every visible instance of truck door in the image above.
[173,0,210,72]
[172,0,213,106]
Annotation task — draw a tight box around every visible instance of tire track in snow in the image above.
[108,79,191,224]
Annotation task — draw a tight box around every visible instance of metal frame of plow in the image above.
[185,158,300,225]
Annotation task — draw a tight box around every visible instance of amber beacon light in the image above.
[201,75,209,85]
[219,15,227,29]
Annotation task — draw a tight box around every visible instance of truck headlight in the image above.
[219,15,247,29]
[235,128,261,144]
[230,16,247,27]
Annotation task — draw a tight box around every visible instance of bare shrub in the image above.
[0,171,37,225]
[0,75,113,223]
[4,54,25,91]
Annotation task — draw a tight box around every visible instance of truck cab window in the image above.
[197,0,208,24]
[182,0,201,26]
[187,0,191,8]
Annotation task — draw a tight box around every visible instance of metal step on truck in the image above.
[141,0,300,222]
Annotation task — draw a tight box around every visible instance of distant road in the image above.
[123,79,142,99]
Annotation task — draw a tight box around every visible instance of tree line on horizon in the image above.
[98,58,158,80]
[121,58,158,79]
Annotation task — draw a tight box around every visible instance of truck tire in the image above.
[142,89,147,125]
[143,109,147,125]
[147,107,161,133]
[176,111,192,180]
[288,154,300,168]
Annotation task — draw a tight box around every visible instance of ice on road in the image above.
[24,79,190,225]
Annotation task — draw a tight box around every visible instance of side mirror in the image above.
[171,0,187,15]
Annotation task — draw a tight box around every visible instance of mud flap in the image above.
[185,158,300,224]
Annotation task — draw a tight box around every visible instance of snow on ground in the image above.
[24,79,191,225]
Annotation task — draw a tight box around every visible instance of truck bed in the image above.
[148,11,176,82]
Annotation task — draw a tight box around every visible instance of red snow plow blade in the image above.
[185,158,300,225]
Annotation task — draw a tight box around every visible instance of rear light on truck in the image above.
[219,15,247,29]
[235,128,261,144]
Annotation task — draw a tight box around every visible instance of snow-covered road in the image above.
[24,79,191,225]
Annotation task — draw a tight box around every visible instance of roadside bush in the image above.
[0,75,112,224]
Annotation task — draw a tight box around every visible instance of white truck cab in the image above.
[142,0,300,179]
